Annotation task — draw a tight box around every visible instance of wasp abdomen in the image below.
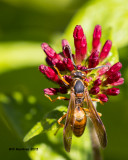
[73,107,87,137]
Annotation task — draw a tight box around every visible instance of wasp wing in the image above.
[85,90,107,148]
[63,91,75,152]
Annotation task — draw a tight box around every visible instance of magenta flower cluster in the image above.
[39,25,124,103]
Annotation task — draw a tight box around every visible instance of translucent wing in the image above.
[63,91,75,152]
[85,90,107,148]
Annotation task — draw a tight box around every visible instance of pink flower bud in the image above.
[44,88,59,95]
[100,40,112,61]
[52,58,65,71]
[44,87,67,95]
[90,86,100,95]
[92,25,102,49]
[39,65,61,84]
[41,43,60,59]
[85,77,92,83]
[94,78,102,86]
[88,50,99,68]
[106,88,120,96]
[111,78,124,86]
[106,62,122,76]
[63,58,74,71]
[77,65,82,70]
[80,36,87,58]
[73,25,87,64]
[97,94,108,102]
[73,25,84,39]
[59,86,67,94]
[98,62,111,76]
[62,39,71,58]
[46,57,53,66]
[81,66,87,71]
[77,65,87,71]
[63,75,72,84]
[106,71,121,84]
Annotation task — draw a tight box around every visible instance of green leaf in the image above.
[23,106,67,142]
[23,122,43,142]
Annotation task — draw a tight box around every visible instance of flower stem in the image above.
[88,119,102,160]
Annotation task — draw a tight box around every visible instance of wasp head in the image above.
[71,70,87,79]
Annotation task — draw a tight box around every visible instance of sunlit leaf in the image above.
[23,122,43,142]
[23,106,67,142]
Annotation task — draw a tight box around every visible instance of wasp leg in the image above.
[58,113,67,127]
[45,94,69,102]
[54,65,69,86]
[84,97,103,105]
[54,113,67,135]
[91,98,104,105]
[84,81,89,86]
[83,108,102,117]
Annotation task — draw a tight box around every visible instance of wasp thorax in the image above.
[71,70,86,79]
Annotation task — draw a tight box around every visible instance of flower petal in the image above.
[94,78,102,86]
[39,65,61,84]
[106,88,120,96]
[63,58,74,71]
[90,86,100,95]
[41,43,60,60]
[98,62,111,76]
[111,78,124,86]
[73,25,87,64]
[52,58,65,71]
[92,25,102,50]
[106,62,122,76]
[97,94,108,102]
[62,39,71,58]
[44,88,59,95]
[106,71,121,84]
[88,50,99,68]
[99,40,112,61]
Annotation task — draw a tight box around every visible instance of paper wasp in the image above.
[45,45,107,152]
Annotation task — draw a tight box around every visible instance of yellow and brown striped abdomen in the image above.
[73,107,87,137]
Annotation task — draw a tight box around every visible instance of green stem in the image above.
[88,119,102,160]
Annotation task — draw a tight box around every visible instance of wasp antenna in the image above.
[64,45,77,70]
[83,65,110,71]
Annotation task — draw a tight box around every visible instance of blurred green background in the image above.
[0,0,128,160]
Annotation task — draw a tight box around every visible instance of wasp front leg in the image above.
[54,66,70,86]
[45,94,69,102]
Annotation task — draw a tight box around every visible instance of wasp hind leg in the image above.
[54,113,67,135]
[91,98,104,105]
[57,113,67,127]
[84,97,103,105]
[83,108,102,117]
[45,94,69,102]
